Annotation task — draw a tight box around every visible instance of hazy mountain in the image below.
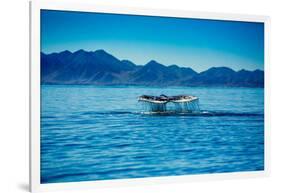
[41,49,264,87]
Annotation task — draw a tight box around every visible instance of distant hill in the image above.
[41,49,264,87]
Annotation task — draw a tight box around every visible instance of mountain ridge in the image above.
[41,49,264,87]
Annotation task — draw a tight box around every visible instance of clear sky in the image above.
[41,10,264,72]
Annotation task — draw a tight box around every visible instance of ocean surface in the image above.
[40,85,264,183]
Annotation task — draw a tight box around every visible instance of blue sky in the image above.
[41,10,264,72]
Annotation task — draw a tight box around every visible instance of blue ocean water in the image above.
[40,85,264,183]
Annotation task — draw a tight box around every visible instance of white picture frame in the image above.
[30,0,270,192]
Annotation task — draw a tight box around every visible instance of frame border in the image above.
[30,1,270,192]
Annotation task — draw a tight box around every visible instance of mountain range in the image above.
[41,49,264,87]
